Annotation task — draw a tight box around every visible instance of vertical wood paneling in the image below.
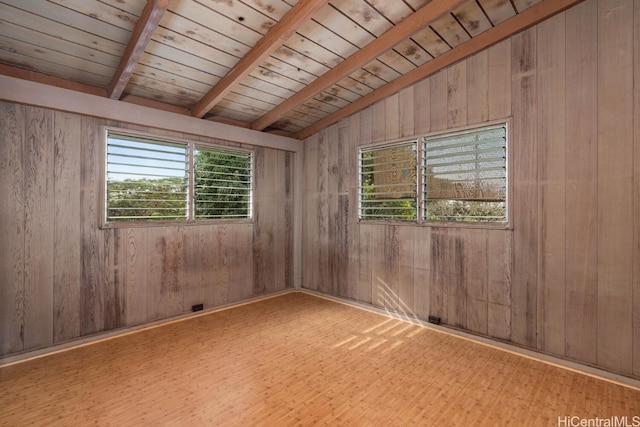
[398,226,415,315]
[488,230,512,340]
[465,230,488,335]
[273,151,288,291]
[398,87,415,137]
[564,0,597,365]
[510,27,538,348]
[23,107,54,350]
[358,224,373,304]
[385,94,400,140]
[488,39,511,120]
[53,111,81,342]
[103,228,126,330]
[182,226,203,310]
[302,134,319,291]
[413,227,431,320]
[207,225,227,306]
[316,131,330,293]
[596,0,634,374]
[284,152,294,290]
[371,225,387,309]
[359,106,373,145]
[147,227,185,321]
[383,225,400,311]
[326,124,340,295]
[447,61,468,128]
[125,228,147,327]
[226,224,254,302]
[413,78,431,135]
[341,117,359,300]
[253,147,275,295]
[536,12,566,357]
[430,229,449,324]
[80,116,104,335]
[430,70,448,132]
[371,101,385,143]
[634,0,640,378]
[467,50,489,124]
[0,102,24,355]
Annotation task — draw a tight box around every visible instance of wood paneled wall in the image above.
[0,102,293,357]
[302,0,640,379]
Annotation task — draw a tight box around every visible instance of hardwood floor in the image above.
[1,292,638,426]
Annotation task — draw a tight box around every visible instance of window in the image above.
[357,123,508,225]
[422,124,507,223]
[105,130,252,224]
[358,140,418,220]
[194,148,252,219]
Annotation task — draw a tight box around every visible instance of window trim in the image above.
[357,119,512,229]
[101,126,254,228]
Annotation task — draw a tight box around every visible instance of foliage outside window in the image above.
[194,148,252,219]
[357,123,508,224]
[105,131,252,224]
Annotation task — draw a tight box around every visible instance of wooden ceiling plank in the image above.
[252,0,466,131]
[0,18,120,69]
[170,1,262,46]
[125,82,199,107]
[477,0,517,26]
[138,53,221,88]
[190,0,330,118]
[270,45,332,76]
[512,0,543,13]
[159,11,251,61]
[3,0,131,43]
[0,37,113,85]
[108,0,169,100]
[411,26,452,57]
[0,3,124,56]
[295,0,586,139]
[390,40,433,69]
[144,40,230,80]
[47,0,139,31]
[430,12,472,48]
[452,0,493,37]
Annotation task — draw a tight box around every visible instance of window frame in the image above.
[357,138,419,221]
[357,119,511,229]
[101,127,254,228]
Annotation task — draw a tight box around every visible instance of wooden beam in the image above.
[0,63,107,97]
[295,0,586,139]
[251,0,466,131]
[190,0,330,119]
[107,0,169,100]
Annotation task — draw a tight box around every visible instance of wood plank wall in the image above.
[301,0,640,379]
[0,103,293,357]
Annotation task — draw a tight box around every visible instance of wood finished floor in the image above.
[1,292,639,426]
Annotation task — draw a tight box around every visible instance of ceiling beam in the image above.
[295,0,586,140]
[251,0,467,131]
[107,0,169,100]
[190,0,331,119]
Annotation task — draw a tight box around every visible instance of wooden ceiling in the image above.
[0,0,582,139]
